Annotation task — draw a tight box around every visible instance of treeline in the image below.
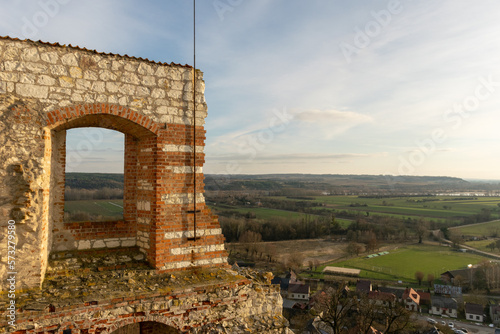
[220,215,344,243]
[65,172,123,190]
[65,186,123,201]
[220,212,437,245]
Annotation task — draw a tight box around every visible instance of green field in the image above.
[64,199,124,221]
[464,239,498,253]
[272,195,500,223]
[210,205,310,220]
[453,220,500,237]
[321,244,486,283]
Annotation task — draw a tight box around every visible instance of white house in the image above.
[465,303,484,323]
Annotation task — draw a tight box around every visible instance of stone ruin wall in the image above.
[0,265,289,333]
[0,36,228,291]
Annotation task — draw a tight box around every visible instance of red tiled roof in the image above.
[0,35,192,68]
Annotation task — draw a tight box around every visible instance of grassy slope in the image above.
[64,199,124,220]
[322,244,485,283]
[454,220,500,237]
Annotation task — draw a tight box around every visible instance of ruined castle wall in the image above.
[0,37,227,291]
[0,266,290,334]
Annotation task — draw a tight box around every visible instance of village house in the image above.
[288,283,310,301]
[417,290,431,312]
[379,286,404,302]
[403,287,420,312]
[430,296,458,318]
[356,280,372,294]
[465,303,484,323]
[490,305,500,327]
[367,291,396,307]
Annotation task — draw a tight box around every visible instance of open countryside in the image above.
[321,243,486,283]
[62,173,500,332]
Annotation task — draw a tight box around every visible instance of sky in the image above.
[2,0,500,179]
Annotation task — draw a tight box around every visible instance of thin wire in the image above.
[192,0,197,241]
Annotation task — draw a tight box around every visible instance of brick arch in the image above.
[46,102,161,268]
[46,103,161,136]
[94,315,181,334]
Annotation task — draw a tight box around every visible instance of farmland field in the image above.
[64,199,124,221]
[464,239,498,253]
[321,243,486,283]
[452,220,500,237]
[210,206,309,220]
[271,195,500,223]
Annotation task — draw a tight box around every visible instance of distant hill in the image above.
[65,172,500,194]
[204,174,470,193]
[66,172,124,189]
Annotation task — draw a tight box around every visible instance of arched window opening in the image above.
[64,127,125,222]
[111,322,179,334]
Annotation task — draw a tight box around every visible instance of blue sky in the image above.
[2,0,500,179]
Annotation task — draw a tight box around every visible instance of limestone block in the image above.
[135,86,150,97]
[141,75,156,86]
[76,79,91,90]
[3,46,20,60]
[78,240,91,250]
[59,76,74,87]
[106,240,120,248]
[121,239,136,247]
[25,62,48,74]
[119,84,135,95]
[50,65,68,76]
[106,81,119,93]
[121,72,140,84]
[83,70,98,81]
[61,53,78,66]
[124,62,137,72]
[91,81,106,93]
[16,83,48,98]
[41,52,59,64]
[99,70,117,81]
[93,240,106,248]
[137,63,154,75]
[69,66,83,78]
[20,73,36,84]
[21,48,40,62]
[37,75,56,86]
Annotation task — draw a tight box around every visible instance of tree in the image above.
[427,273,435,287]
[440,227,450,240]
[286,253,304,272]
[239,230,262,258]
[454,274,465,287]
[415,271,424,286]
[487,242,496,252]
[345,241,364,257]
[313,284,358,334]
[416,219,429,244]
[314,284,414,334]
[379,299,414,334]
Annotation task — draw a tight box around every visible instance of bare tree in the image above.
[380,299,414,334]
[427,273,435,287]
[345,241,364,257]
[416,219,429,244]
[239,230,262,259]
[314,285,414,334]
[286,253,305,272]
[313,284,357,334]
[415,271,424,286]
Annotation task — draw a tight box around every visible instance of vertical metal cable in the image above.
[192,0,197,241]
